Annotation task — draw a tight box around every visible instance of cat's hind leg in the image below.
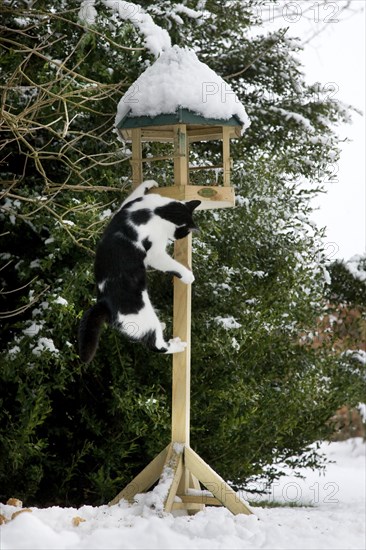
[165,337,187,354]
[141,313,187,354]
[117,291,186,354]
[142,331,187,354]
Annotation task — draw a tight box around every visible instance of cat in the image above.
[78,180,201,363]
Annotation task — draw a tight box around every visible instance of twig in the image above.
[224,28,289,79]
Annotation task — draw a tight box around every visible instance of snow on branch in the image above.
[170,3,204,25]
[344,254,366,283]
[79,0,172,57]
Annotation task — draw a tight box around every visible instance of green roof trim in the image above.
[116,107,242,129]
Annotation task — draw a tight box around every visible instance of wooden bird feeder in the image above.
[109,47,252,516]
[117,107,241,209]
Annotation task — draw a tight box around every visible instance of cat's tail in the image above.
[78,300,111,363]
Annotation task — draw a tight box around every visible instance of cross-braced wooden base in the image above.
[109,442,252,515]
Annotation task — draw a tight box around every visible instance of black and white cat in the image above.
[78,180,201,363]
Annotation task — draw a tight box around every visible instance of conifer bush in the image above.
[1,1,364,506]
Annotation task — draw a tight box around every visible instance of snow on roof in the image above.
[115,46,250,132]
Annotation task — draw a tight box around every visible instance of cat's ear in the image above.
[185,200,201,213]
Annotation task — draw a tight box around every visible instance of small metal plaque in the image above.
[197,188,218,198]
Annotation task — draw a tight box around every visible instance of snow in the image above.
[359,404,366,422]
[54,296,68,306]
[271,106,315,132]
[103,1,171,58]
[78,1,171,58]
[99,208,113,221]
[115,45,250,132]
[343,349,366,366]
[172,4,204,22]
[32,337,59,356]
[214,316,242,330]
[78,0,98,26]
[344,253,366,283]
[0,439,365,549]
[143,445,182,513]
[22,322,43,337]
[7,345,21,356]
[231,337,240,351]
[322,266,331,285]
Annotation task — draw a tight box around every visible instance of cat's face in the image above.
[174,200,201,240]
[155,200,201,241]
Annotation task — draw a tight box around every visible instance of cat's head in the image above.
[175,200,201,239]
[155,200,201,240]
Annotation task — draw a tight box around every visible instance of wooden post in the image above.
[172,123,190,447]
[171,235,192,445]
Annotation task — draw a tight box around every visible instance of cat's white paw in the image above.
[180,270,195,285]
[143,180,158,190]
[166,337,187,354]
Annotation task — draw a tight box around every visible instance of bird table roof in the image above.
[115,45,250,136]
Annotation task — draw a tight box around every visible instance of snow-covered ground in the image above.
[1,438,365,550]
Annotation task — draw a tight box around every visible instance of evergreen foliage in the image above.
[1,1,364,506]
[327,255,366,307]
[324,255,366,388]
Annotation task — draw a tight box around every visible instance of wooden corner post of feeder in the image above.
[109,47,252,516]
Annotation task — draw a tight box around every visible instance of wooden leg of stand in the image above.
[164,446,184,513]
[189,472,201,491]
[109,444,170,505]
[187,471,204,514]
[184,447,252,516]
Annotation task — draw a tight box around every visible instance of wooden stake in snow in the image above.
[110,47,252,516]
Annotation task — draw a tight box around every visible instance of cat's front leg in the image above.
[147,252,195,285]
[179,268,195,285]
